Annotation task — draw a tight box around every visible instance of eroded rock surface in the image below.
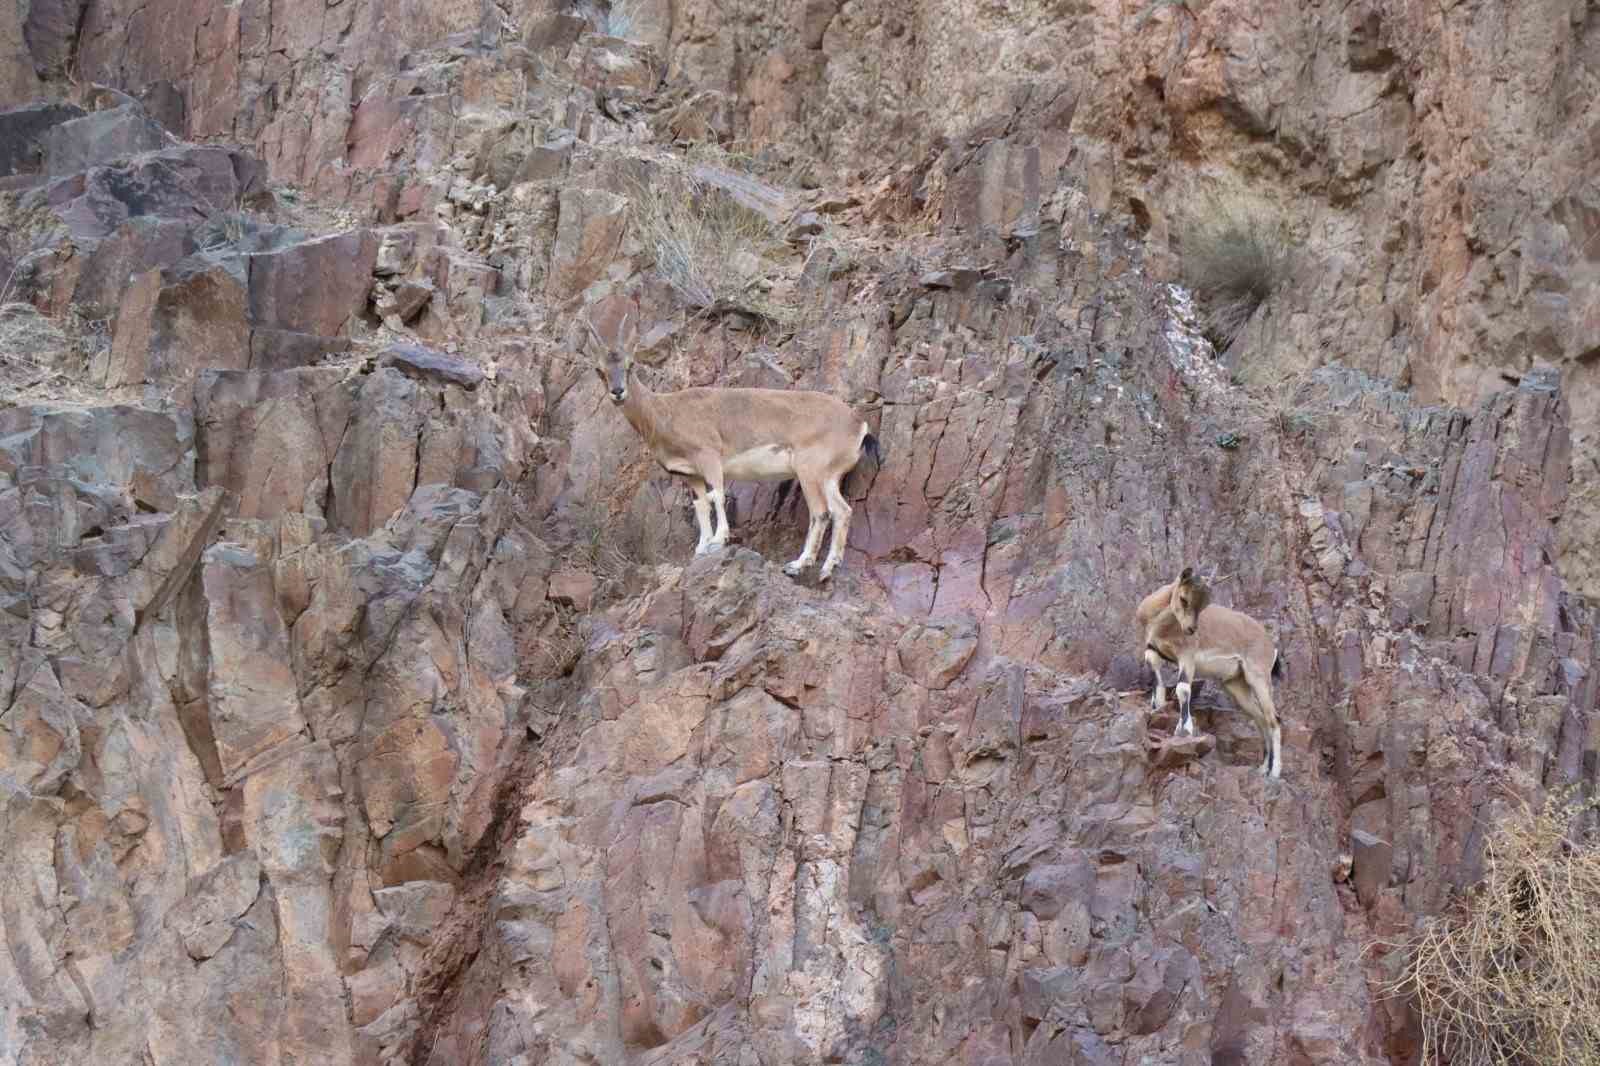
[2,4,1599,1066]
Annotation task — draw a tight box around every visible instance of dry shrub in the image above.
[627,169,789,326]
[564,487,676,600]
[0,303,110,401]
[1177,187,1293,352]
[1385,789,1600,1066]
[683,138,824,190]
[0,302,69,368]
[525,609,587,679]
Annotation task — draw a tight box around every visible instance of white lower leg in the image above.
[707,489,729,548]
[691,491,713,554]
[819,512,850,580]
[784,513,827,575]
[1268,724,1282,779]
[1146,651,1167,708]
[818,484,852,580]
[1175,681,1193,736]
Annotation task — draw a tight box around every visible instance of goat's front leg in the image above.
[687,478,715,555]
[784,474,828,576]
[701,456,730,551]
[1174,668,1196,737]
[1144,648,1168,709]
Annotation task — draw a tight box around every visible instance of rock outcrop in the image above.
[2,3,1598,1065]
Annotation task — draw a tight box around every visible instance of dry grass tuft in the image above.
[1383,789,1600,1066]
[565,486,676,596]
[683,138,824,190]
[0,302,69,365]
[0,303,110,402]
[1177,187,1293,353]
[525,609,588,679]
[626,169,790,328]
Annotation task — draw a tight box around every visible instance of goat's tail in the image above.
[1271,649,1284,680]
[843,431,883,497]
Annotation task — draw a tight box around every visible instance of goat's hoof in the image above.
[818,567,836,582]
[782,561,806,576]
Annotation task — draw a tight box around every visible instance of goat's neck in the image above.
[620,369,667,447]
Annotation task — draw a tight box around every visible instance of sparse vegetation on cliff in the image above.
[627,170,789,326]
[1177,188,1293,352]
[1387,792,1600,1066]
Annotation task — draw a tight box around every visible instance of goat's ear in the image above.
[1179,566,1193,582]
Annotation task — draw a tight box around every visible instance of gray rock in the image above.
[381,343,485,390]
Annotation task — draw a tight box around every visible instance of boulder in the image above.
[42,105,172,176]
[0,102,85,177]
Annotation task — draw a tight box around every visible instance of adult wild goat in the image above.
[1145,567,1285,778]
[584,314,881,581]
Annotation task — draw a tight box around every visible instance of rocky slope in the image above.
[1,2,1597,1065]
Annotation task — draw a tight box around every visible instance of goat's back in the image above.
[665,386,863,454]
[1194,603,1276,672]
[1136,581,1176,631]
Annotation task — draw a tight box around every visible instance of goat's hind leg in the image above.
[1226,668,1283,779]
[817,475,853,581]
[783,474,828,576]
[687,477,715,555]
[1246,666,1284,779]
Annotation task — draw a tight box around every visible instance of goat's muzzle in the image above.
[609,387,627,404]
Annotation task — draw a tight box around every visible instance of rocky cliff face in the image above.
[2,3,1597,1065]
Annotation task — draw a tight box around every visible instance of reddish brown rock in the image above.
[547,186,628,300]
[1148,731,1217,770]
[1349,830,1393,909]
[8,8,1600,1066]
[896,615,979,690]
[104,261,250,386]
[247,229,379,337]
[548,568,596,611]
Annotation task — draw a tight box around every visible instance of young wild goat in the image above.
[584,314,881,581]
[1137,574,1224,708]
[1145,567,1285,778]
[1135,578,1180,709]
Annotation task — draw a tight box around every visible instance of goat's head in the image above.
[583,312,632,405]
[1172,566,1211,635]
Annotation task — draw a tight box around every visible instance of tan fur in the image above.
[1135,579,1178,709]
[1145,567,1284,778]
[588,316,876,579]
